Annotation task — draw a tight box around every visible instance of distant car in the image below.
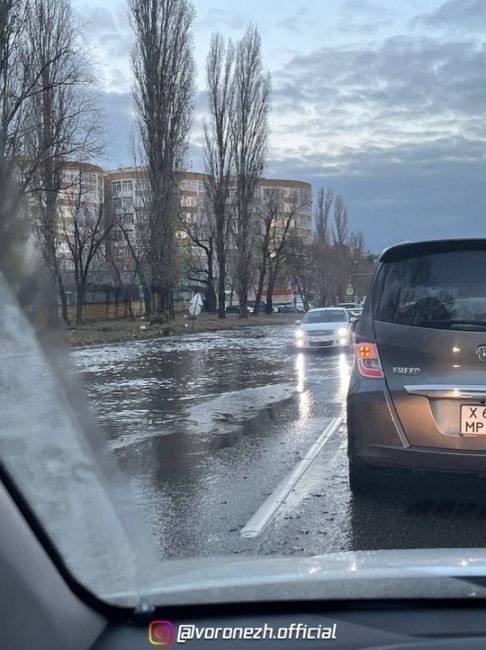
[334,302,362,319]
[247,300,270,314]
[225,300,277,314]
[294,307,352,350]
[277,303,305,313]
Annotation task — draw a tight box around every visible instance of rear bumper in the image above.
[347,377,486,475]
[356,443,486,476]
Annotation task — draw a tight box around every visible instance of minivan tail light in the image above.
[357,342,383,378]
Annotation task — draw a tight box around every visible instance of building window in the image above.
[82,191,99,203]
[184,180,198,192]
[122,180,132,191]
[112,181,121,193]
[122,197,132,207]
[80,172,97,186]
[121,213,134,225]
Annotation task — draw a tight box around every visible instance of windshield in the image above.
[2,0,486,613]
[303,309,348,324]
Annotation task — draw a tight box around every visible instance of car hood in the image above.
[301,322,348,331]
[102,548,486,608]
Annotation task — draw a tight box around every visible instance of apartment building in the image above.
[53,164,312,306]
[103,168,312,267]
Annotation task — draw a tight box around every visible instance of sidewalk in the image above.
[64,312,300,347]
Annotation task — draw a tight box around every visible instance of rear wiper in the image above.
[416,319,486,330]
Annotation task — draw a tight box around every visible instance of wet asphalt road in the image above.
[73,324,486,559]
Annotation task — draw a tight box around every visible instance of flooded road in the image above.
[73,325,350,557]
[73,324,486,560]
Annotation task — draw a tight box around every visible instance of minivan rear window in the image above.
[373,250,486,329]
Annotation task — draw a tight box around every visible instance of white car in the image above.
[294,307,352,350]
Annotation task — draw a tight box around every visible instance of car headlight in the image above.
[294,329,304,338]
[337,326,348,337]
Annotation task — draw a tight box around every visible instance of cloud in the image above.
[99,32,134,59]
[267,139,486,252]
[98,91,205,174]
[199,8,248,31]
[278,1,391,38]
[79,1,486,252]
[412,0,486,34]
[98,91,135,168]
[335,0,393,34]
[75,4,124,37]
[277,7,317,35]
[75,4,133,91]
[269,33,486,250]
[273,36,486,136]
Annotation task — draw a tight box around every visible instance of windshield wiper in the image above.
[415,319,486,330]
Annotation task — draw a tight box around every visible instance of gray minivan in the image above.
[347,239,486,494]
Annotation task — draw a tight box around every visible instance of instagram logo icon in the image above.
[148,620,174,645]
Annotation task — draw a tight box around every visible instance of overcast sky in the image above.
[72,0,486,251]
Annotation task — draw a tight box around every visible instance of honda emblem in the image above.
[477,346,486,361]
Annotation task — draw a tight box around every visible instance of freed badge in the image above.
[392,367,421,375]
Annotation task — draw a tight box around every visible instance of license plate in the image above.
[460,404,486,436]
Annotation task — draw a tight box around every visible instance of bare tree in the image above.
[58,173,113,324]
[107,162,154,317]
[252,187,310,314]
[350,229,365,253]
[314,187,334,306]
[181,205,217,311]
[333,195,348,246]
[315,188,333,245]
[204,33,235,318]
[130,0,195,318]
[118,219,151,316]
[252,188,278,315]
[232,25,270,319]
[265,190,311,314]
[0,148,29,291]
[24,0,102,324]
[103,250,137,320]
[0,0,90,180]
[283,232,315,312]
[332,194,349,302]
[0,0,30,165]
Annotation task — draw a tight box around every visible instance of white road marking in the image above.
[240,416,343,538]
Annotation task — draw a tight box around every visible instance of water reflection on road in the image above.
[73,325,351,557]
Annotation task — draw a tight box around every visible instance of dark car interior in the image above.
[3,458,486,650]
